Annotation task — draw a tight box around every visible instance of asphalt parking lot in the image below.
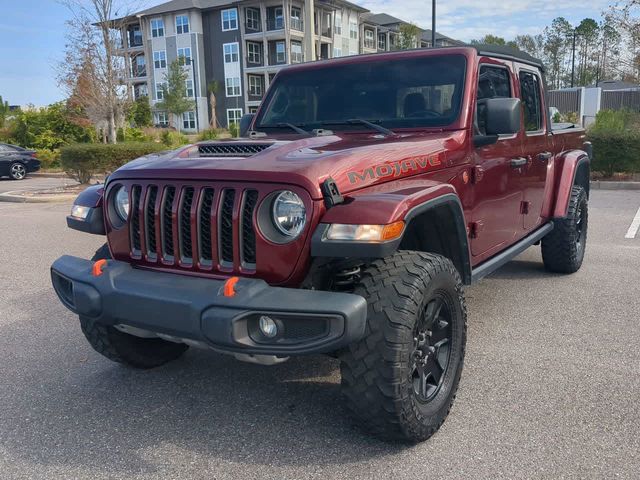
[0,176,77,194]
[0,190,639,479]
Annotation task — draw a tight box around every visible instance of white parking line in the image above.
[625,206,640,239]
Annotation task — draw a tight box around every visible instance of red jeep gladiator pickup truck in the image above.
[51,45,590,442]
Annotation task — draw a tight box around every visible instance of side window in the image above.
[519,71,543,132]
[476,65,511,135]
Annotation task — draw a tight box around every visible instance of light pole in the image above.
[190,57,200,132]
[432,0,436,48]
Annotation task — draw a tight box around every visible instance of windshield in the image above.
[255,54,466,132]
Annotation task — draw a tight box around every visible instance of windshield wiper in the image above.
[276,122,312,136]
[321,119,395,137]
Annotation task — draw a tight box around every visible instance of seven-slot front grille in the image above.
[126,184,259,271]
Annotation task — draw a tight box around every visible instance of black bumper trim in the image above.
[51,256,367,356]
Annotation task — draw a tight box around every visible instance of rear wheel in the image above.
[542,185,588,273]
[340,251,467,442]
[79,244,189,369]
[9,162,26,180]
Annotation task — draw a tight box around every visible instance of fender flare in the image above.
[311,191,472,285]
[552,150,590,218]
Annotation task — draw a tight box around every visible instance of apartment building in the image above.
[114,0,459,130]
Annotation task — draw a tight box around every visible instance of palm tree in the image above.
[207,81,220,129]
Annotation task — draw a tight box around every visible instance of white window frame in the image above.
[185,79,194,97]
[176,14,190,34]
[177,47,192,65]
[227,108,243,126]
[153,50,166,69]
[378,33,386,50]
[155,111,168,126]
[248,75,262,96]
[246,8,260,31]
[225,77,241,97]
[291,41,303,63]
[276,41,285,63]
[182,111,196,129]
[247,42,261,64]
[151,18,164,38]
[349,21,358,40]
[364,29,375,49]
[155,82,166,100]
[223,42,239,63]
[221,8,238,31]
[290,6,302,31]
[334,12,342,35]
[333,47,342,58]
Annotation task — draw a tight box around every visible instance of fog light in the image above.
[259,315,278,338]
[71,205,90,220]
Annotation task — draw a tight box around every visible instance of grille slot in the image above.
[161,186,176,260]
[130,185,142,254]
[219,189,236,265]
[198,188,215,264]
[198,143,272,157]
[241,190,259,266]
[145,186,158,259]
[178,187,195,263]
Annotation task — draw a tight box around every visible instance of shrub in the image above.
[587,109,640,177]
[60,142,166,184]
[228,122,239,138]
[35,149,61,170]
[160,130,190,147]
[198,128,219,141]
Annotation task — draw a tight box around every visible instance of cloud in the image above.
[357,0,611,41]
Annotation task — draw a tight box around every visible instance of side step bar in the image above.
[471,222,554,283]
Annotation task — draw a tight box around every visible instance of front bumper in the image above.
[51,256,367,356]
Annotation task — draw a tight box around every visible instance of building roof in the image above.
[361,12,408,27]
[136,0,231,17]
[594,80,640,91]
[421,29,462,45]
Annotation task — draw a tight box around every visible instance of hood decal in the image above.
[347,150,445,185]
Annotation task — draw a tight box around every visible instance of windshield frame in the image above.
[254,52,469,134]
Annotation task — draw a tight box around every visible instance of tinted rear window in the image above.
[255,54,466,131]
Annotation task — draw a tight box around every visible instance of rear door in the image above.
[471,62,523,258]
[517,67,550,231]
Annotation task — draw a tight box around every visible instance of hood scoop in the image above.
[198,143,274,157]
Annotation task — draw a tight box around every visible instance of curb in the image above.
[590,181,640,190]
[0,191,77,203]
[30,172,70,179]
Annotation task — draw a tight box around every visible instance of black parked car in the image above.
[0,143,41,180]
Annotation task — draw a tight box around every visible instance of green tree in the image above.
[0,95,9,128]
[398,23,421,49]
[515,34,544,59]
[470,35,518,49]
[156,59,194,131]
[131,95,152,127]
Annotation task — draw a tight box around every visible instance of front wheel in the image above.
[9,162,27,180]
[340,251,467,442]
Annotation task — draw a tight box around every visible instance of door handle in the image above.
[538,151,552,161]
[510,157,527,168]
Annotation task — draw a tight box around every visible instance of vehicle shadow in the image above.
[487,259,551,280]
[0,311,409,476]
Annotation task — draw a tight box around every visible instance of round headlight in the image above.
[114,186,130,221]
[272,190,306,237]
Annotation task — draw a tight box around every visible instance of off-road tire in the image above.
[79,244,189,369]
[339,251,467,443]
[542,185,588,273]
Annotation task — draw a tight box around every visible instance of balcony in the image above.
[268,54,287,66]
[131,66,147,78]
[290,17,303,31]
[320,27,331,38]
[246,56,264,67]
[266,18,285,31]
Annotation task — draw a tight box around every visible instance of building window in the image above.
[185,79,194,97]
[226,77,241,96]
[248,75,262,96]
[333,47,342,58]
[247,42,261,64]
[154,111,168,126]
[275,7,284,29]
[290,6,302,31]
[276,41,285,63]
[223,43,239,63]
[378,33,386,50]
[155,82,166,100]
[177,47,192,65]
[222,8,238,31]
[291,41,303,63]
[227,108,242,126]
[349,21,357,39]
[151,18,164,37]
[132,55,146,77]
[176,15,189,34]
[249,106,259,114]
[246,8,260,31]
[153,50,166,69]
[182,111,196,129]
[334,12,342,35]
[364,29,375,49]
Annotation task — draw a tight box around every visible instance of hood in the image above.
[110,130,469,200]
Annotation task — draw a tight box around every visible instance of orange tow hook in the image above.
[223,276,240,297]
[92,259,108,277]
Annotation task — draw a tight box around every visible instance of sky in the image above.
[0,0,611,106]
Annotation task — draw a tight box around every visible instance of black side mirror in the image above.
[484,97,521,135]
[239,114,255,137]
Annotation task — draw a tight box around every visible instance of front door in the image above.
[471,63,523,258]
[517,68,550,231]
